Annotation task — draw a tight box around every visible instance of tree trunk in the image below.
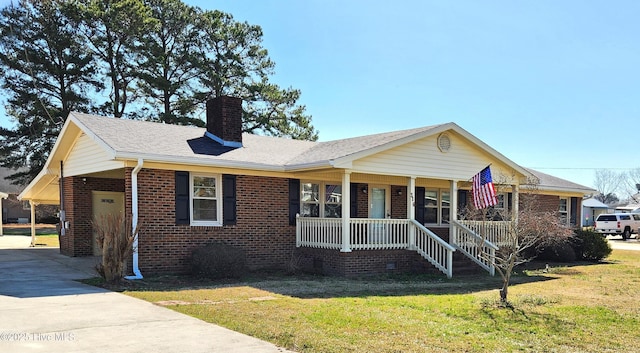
[500,282,508,303]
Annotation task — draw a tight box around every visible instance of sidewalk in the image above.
[0,236,295,353]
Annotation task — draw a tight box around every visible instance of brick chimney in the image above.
[206,96,243,147]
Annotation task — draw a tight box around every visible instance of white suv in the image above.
[594,213,640,240]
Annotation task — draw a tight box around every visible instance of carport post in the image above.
[0,192,7,236]
[30,200,37,247]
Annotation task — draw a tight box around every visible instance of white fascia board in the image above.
[0,192,8,199]
[67,112,117,159]
[525,184,597,195]
[323,122,533,181]
[18,172,58,201]
[329,125,448,167]
[284,160,336,172]
[114,152,287,172]
[449,124,534,179]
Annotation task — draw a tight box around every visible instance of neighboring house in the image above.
[0,167,31,224]
[1,167,59,224]
[581,198,610,227]
[615,204,640,213]
[19,97,595,278]
[614,192,640,213]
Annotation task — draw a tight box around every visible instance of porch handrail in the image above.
[410,220,455,278]
[451,219,497,275]
[457,220,513,246]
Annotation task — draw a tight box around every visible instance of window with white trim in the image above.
[301,182,342,218]
[424,189,450,225]
[190,174,222,226]
[559,197,568,224]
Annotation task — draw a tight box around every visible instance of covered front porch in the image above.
[293,171,518,278]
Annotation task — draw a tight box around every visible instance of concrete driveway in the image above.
[0,235,294,353]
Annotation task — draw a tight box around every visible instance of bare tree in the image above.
[621,167,640,203]
[593,169,625,204]
[461,185,573,304]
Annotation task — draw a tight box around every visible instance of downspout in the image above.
[125,158,144,280]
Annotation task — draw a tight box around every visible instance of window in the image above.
[301,182,342,218]
[495,194,506,210]
[301,182,320,217]
[559,198,568,224]
[324,184,342,218]
[190,174,222,226]
[424,189,450,225]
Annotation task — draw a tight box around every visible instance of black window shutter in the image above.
[222,174,237,225]
[415,187,425,224]
[289,179,300,225]
[350,183,358,218]
[570,197,578,226]
[507,192,513,212]
[458,189,467,214]
[175,171,190,225]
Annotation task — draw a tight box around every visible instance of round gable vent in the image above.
[437,133,451,152]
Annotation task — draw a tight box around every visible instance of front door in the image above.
[91,191,125,256]
[369,185,389,243]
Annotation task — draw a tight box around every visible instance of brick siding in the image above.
[60,176,124,257]
[130,169,296,274]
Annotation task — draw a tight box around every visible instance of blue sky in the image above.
[1,0,638,190]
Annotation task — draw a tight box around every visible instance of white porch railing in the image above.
[295,216,342,250]
[451,220,498,276]
[350,218,409,250]
[410,220,455,278]
[457,220,513,247]
[296,215,455,278]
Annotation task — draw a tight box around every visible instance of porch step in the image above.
[451,252,486,276]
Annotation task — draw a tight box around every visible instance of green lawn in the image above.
[125,250,640,353]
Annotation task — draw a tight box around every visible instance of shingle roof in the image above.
[70,112,591,194]
[72,112,445,169]
[524,168,595,193]
[285,125,444,166]
[72,112,318,168]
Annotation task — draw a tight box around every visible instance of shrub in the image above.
[572,229,612,262]
[536,241,576,262]
[190,243,246,279]
[91,213,139,284]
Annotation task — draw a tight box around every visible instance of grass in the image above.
[2,224,59,247]
[123,250,640,353]
[32,234,60,247]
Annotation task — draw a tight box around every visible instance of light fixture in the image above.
[361,186,368,194]
[397,189,403,196]
[82,177,87,184]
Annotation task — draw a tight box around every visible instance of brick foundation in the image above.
[296,247,444,277]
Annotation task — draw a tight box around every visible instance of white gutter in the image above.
[125,158,144,280]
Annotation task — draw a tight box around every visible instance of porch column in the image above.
[512,183,519,223]
[341,171,352,252]
[0,192,7,236]
[450,180,458,245]
[29,200,37,247]
[407,176,416,249]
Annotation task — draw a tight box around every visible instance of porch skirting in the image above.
[295,248,444,277]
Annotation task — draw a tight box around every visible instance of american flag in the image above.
[472,166,498,209]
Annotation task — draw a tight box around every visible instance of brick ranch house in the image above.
[19,96,594,278]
